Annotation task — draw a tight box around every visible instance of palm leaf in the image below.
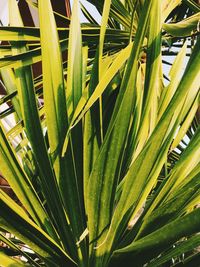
[0,0,199,266]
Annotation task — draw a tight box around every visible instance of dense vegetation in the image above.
[0,0,200,266]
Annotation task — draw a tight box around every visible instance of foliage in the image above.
[0,0,200,266]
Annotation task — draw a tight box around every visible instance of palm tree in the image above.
[0,0,200,266]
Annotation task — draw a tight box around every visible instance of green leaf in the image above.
[99,0,112,77]
[66,0,83,112]
[83,50,101,213]
[171,93,199,149]
[183,0,200,12]
[111,208,200,267]
[158,42,187,119]
[98,0,112,140]
[133,0,162,159]
[0,26,129,44]
[0,191,75,267]
[136,168,200,239]
[62,42,133,156]
[66,0,84,201]
[102,29,200,260]
[0,232,40,267]
[0,124,53,235]
[8,0,75,255]
[110,0,131,29]
[38,0,87,263]
[0,251,28,267]
[148,234,200,266]
[0,27,40,42]
[80,2,99,25]
[85,1,154,265]
[162,0,182,22]
[163,12,200,37]
[141,126,200,226]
